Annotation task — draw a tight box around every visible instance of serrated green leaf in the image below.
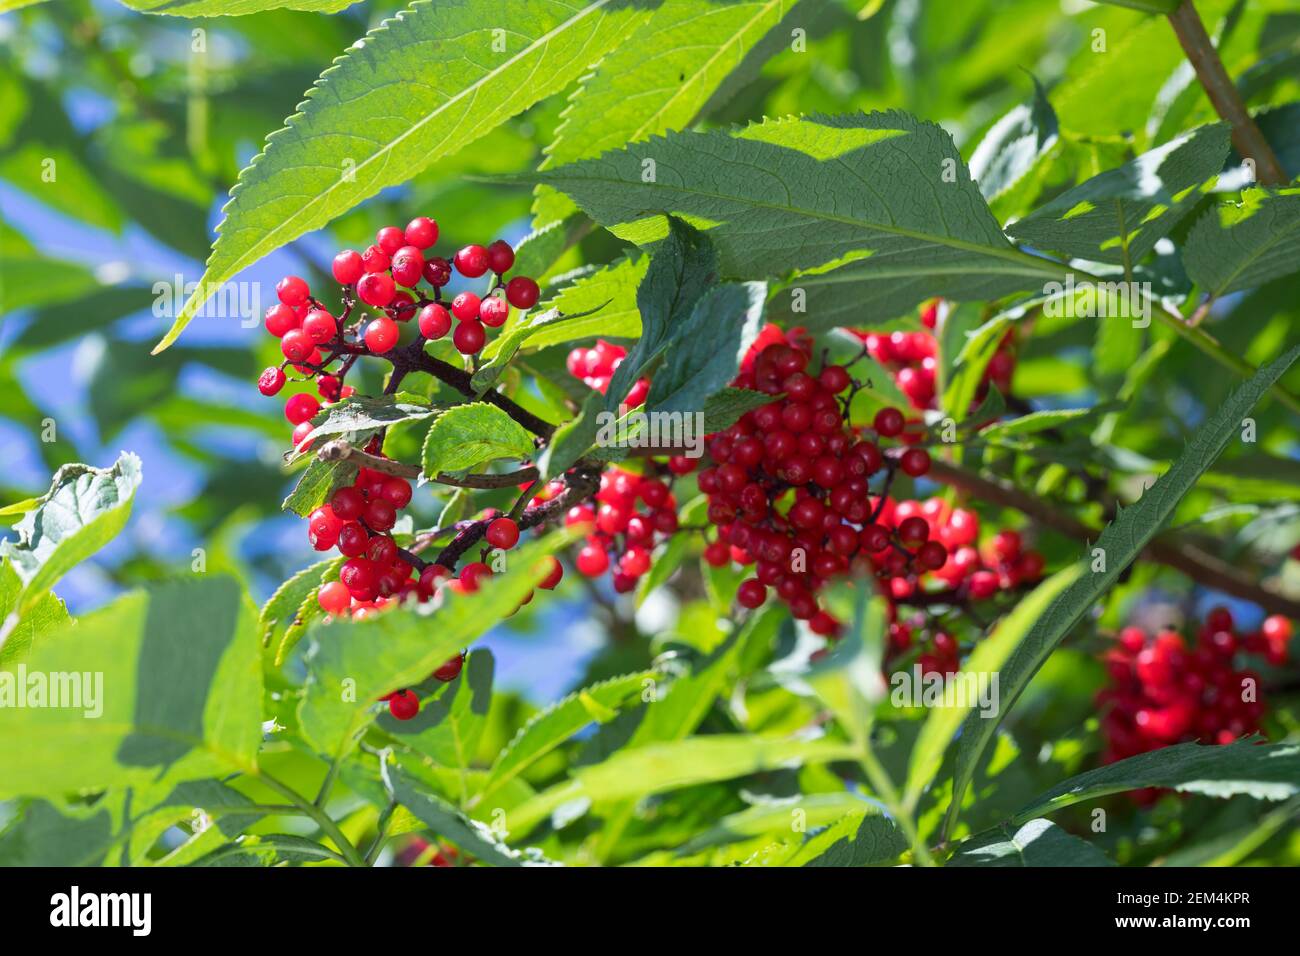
[1007,123,1230,269]
[701,387,771,433]
[1014,742,1300,822]
[383,649,494,780]
[0,452,141,639]
[1182,186,1300,297]
[259,555,342,651]
[0,576,262,798]
[947,818,1114,867]
[944,342,1300,838]
[535,110,1066,331]
[528,255,649,350]
[153,0,649,353]
[421,402,536,476]
[120,0,357,15]
[478,670,651,803]
[288,394,439,463]
[282,456,358,518]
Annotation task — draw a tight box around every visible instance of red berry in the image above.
[302,308,337,344]
[364,498,397,532]
[417,564,450,599]
[423,257,452,287]
[434,654,465,682]
[454,244,489,278]
[388,689,420,720]
[479,295,509,327]
[337,521,369,557]
[258,366,286,396]
[819,365,851,393]
[453,320,485,355]
[365,534,398,566]
[404,216,438,249]
[308,506,343,550]
[450,291,481,321]
[873,407,905,437]
[276,275,310,308]
[486,517,520,550]
[918,540,948,571]
[318,580,351,615]
[1205,606,1234,633]
[737,578,767,609]
[365,316,399,354]
[379,477,412,509]
[390,246,425,287]
[1262,615,1293,644]
[576,543,609,577]
[898,516,929,548]
[332,250,364,285]
[505,276,540,310]
[317,374,342,401]
[361,245,391,274]
[900,448,931,477]
[357,272,396,308]
[331,486,365,521]
[280,329,314,363]
[284,392,321,425]
[418,303,451,340]
[376,226,406,256]
[619,546,651,578]
[340,558,379,599]
[459,561,492,593]
[264,303,298,337]
[537,555,563,590]
[486,239,515,275]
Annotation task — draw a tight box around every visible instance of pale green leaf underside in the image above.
[154,0,648,353]
[948,818,1114,867]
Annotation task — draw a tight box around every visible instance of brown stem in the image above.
[1166,0,1288,185]
[928,458,1300,618]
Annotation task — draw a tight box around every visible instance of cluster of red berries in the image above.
[855,301,1015,412]
[255,216,543,447]
[1099,609,1293,776]
[564,466,680,592]
[694,330,945,636]
[566,339,650,407]
[887,613,962,676]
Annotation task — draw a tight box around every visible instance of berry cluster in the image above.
[887,613,962,676]
[1099,609,1293,777]
[695,331,944,636]
[565,466,679,592]
[566,339,651,407]
[855,302,1016,412]
[256,216,542,448]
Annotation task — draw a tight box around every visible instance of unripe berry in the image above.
[418,303,452,340]
[388,689,420,720]
[364,316,399,354]
[454,244,490,278]
[450,291,481,321]
[505,276,540,310]
[404,216,438,249]
[376,226,406,256]
[284,392,321,425]
[280,329,314,363]
[452,320,485,355]
[276,275,310,307]
[258,366,286,396]
[264,303,299,337]
[332,250,364,285]
[318,581,351,615]
[486,239,515,275]
[357,272,396,308]
[479,295,509,327]
[486,517,520,549]
[302,308,337,344]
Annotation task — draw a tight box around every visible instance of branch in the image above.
[928,458,1300,618]
[1166,0,1287,185]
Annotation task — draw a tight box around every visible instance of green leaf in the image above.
[975,407,1110,441]
[646,281,767,414]
[778,811,906,868]
[259,555,343,653]
[0,589,69,667]
[0,576,262,798]
[388,766,556,866]
[536,390,604,480]
[383,649,494,776]
[297,534,569,765]
[1182,186,1300,298]
[676,792,871,854]
[529,255,649,350]
[903,565,1084,807]
[1014,742,1300,822]
[478,670,652,803]
[153,0,649,353]
[421,402,536,476]
[535,0,798,225]
[288,394,439,463]
[944,342,1300,838]
[119,0,357,15]
[1007,124,1231,269]
[282,456,358,519]
[968,76,1058,206]
[473,303,606,392]
[701,387,771,433]
[535,110,1064,331]
[947,818,1115,867]
[0,452,141,636]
